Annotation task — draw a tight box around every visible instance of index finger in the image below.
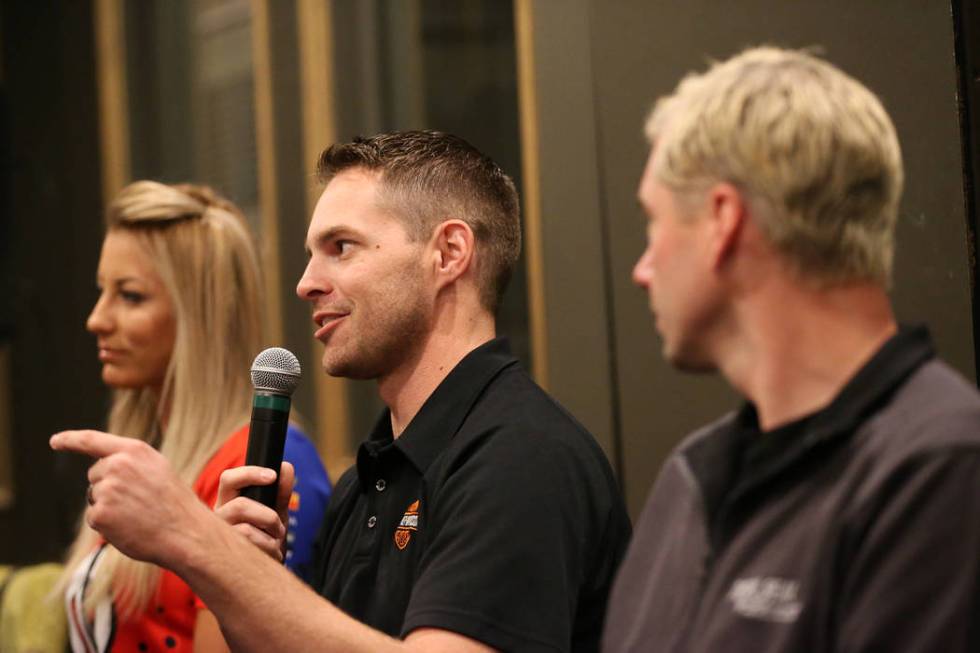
[50,430,132,459]
[276,461,296,522]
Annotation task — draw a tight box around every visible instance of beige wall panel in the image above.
[94,0,130,202]
[298,0,354,479]
[252,0,285,348]
[515,0,548,387]
[520,0,618,463]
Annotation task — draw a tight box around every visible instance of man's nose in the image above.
[632,249,653,288]
[296,260,329,301]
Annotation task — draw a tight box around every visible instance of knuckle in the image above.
[99,477,119,497]
[87,506,103,529]
[233,496,256,514]
[260,511,280,532]
[106,455,129,475]
[220,500,245,523]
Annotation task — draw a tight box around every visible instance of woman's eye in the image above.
[120,290,146,304]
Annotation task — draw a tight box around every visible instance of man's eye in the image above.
[336,240,353,255]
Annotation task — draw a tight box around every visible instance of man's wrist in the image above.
[168,498,228,579]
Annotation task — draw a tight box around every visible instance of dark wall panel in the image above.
[0,0,108,563]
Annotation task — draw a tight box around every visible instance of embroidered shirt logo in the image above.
[727,576,802,623]
[394,499,420,550]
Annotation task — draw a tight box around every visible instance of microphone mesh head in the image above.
[250,347,302,396]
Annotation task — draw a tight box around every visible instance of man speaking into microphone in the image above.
[53,131,631,653]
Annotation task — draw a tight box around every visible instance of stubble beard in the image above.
[321,266,430,381]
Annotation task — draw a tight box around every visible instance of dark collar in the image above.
[356,337,519,491]
[755,323,934,448]
[684,324,936,529]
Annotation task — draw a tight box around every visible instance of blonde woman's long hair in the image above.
[57,180,265,618]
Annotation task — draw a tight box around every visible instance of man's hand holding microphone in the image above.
[50,347,302,567]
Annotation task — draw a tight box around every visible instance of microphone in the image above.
[242,347,302,508]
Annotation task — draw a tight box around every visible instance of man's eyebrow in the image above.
[305,226,353,256]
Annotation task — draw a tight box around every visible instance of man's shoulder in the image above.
[427,363,623,502]
[863,357,980,455]
[820,356,980,515]
[677,412,739,451]
[631,411,737,519]
[462,363,608,457]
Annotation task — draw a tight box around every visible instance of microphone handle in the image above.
[241,393,291,508]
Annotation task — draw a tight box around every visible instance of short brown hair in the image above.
[316,130,521,312]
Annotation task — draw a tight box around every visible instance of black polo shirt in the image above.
[312,337,631,652]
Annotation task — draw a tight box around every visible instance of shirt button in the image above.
[375,479,387,492]
[367,515,377,528]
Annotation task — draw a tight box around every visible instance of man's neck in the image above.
[717,279,897,432]
[378,311,496,438]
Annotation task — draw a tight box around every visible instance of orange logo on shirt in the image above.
[394,499,420,550]
[289,491,300,511]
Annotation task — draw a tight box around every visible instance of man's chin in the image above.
[663,340,716,374]
[321,351,378,381]
[321,358,352,379]
[671,359,718,374]
[320,349,349,378]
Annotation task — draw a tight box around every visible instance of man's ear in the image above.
[430,219,475,287]
[707,183,747,270]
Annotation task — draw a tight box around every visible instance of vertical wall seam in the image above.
[951,0,980,383]
[514,0,550,390]
[584,0,626,489]
[297,0,353,480]
[94,0,131,204]
[252,0,285,348]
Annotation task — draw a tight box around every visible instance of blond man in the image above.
[604,47,980,652]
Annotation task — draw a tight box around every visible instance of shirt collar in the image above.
[754,323,934,448]
[355,337,519,488]
[684,324,936,518]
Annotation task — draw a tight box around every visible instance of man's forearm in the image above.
[175,506,404,653]
[46,430,486,652]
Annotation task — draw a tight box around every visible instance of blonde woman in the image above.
[57,181,331,653]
